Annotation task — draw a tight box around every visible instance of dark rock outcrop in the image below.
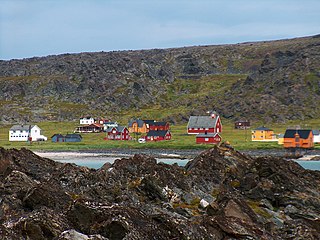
[0,144,319,239]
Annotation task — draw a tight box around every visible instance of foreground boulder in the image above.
[0,144,319,239]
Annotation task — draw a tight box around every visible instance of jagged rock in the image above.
[0,146,319,239]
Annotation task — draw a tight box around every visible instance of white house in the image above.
[80,117,95,125]
[9,125,47,142]
[313,130,320,143]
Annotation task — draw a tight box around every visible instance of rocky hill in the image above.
[0,145,319,239]
[0,35,320,123]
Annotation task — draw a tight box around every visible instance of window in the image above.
[205,138,209,141]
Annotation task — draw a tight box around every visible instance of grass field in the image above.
[1,119,320,152]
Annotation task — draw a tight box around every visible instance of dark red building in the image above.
[74,123,104,133]
[148,121,170,131]
[196,133,222,144]
[105,126,130,140]
[187,113,222,135]
[145,130,171,142]
[235,120,251,129]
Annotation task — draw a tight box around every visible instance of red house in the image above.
[105,126,130,140]
[196,133,222,144]
[74,123,104,133]
[235,120,250,129]
[145,130,171,142]
[187,112,222,134]
[148,121,170,131]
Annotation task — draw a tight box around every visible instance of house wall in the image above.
[129,122,148,134]
[252,130,274,141]
[149,123,170,131]
[9,129,29,141]
[165,133,171,140]
[65,138,81,142]
[283,133,314,149]
[75,125,103,133]
[215,117,222,133]
[107,128,130,140]
[146,132,171,141]
[313,135,320,143]
[80,118,95,125]
[235,122,250,129]
[30,126,43,141]
[188,128,215,134]
[52,136,65,142]
[278,137,284,145]
[9,126,45,141]
[196,135,221,144]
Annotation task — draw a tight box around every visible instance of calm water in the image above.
[36,151,320,171]
[53,156,190,169]
[294,161,320,171]
[52,156,320,171]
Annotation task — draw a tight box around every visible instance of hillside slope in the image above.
[0,35,319,123]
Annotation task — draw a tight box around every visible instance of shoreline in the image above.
[34,148,320,161]
[34,148,202,160]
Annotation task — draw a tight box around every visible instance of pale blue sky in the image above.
[1,0,319,60]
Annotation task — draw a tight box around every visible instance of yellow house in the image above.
[252,126,275,141]
[277,134,284,145]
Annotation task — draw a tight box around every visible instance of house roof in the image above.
[51,134,64,138]
[150,121,168,126]
[284,129,313,139]
[10,125,36,131]
[146,130,170,137]
[235,120,250,123]
[88,123,103,127]
[235,120,250,124]
[65,134,82,139]
[254,126,272,131]
[128,119,145,128]
[104,122,117,125]
[196,133,221,138]
[187,116,219,129]
[312,129,320,135]
[143,120,156,125]
[106,126,127,133]
[80,117,94,120]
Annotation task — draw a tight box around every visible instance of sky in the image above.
[1,0,320,60]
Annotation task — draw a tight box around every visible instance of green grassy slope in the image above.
[1,118,320,151]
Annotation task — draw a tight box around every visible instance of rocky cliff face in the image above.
[0,35,320,123]
[0,145,319,239]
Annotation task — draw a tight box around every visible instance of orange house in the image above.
[128,119,149,134]
[251,126,275,141]
[283,129,314,149]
